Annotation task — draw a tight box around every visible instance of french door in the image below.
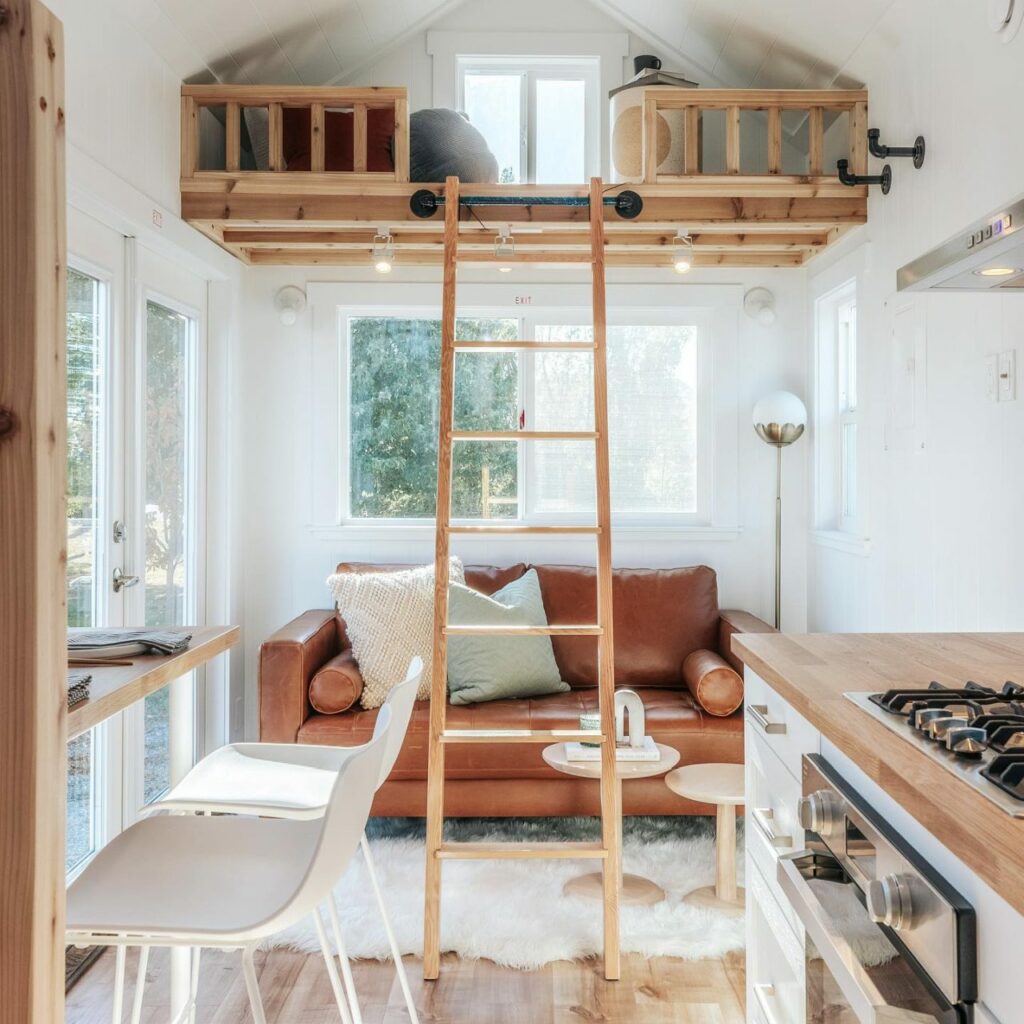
[65,210,207,878]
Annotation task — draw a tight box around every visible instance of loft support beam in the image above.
[0,2,68,1022]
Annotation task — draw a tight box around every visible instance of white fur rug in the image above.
[264,820,746,968]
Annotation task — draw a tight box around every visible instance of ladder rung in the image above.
[453,341,596,352]
[451,430,597,441]
[441,729,605,744]
[436,841,607,860]
[448,525,600,535]
[444,624,602,637]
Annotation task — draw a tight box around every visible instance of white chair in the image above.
[66,707,392,1024]
[146,657,424,1024]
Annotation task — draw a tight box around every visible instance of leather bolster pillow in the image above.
[682,649,744,717]
[309,650,365,714]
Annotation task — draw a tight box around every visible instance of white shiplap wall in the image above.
[807,0,1024,634]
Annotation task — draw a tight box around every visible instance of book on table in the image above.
[565,735,661,762]
[68,628,193,659]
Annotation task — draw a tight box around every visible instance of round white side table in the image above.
[664,762,745,915]
[542,741,680,905]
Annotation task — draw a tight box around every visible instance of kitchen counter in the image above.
[732,631,1024,918]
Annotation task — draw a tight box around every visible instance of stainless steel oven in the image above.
[777,755,977,1024]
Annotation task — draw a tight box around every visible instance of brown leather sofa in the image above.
[260,563,774,816]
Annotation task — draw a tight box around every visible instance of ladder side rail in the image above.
[589,177,621,981]
[423,174,460,981]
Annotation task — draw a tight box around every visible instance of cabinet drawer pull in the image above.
[753,983,786,1024]
[748,703,787,735]
[752,807,793,849]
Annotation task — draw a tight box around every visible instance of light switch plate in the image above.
[998,349,1016,401]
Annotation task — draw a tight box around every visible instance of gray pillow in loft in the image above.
[408,108,499,183]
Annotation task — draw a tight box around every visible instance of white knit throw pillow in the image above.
[327,559,465,710]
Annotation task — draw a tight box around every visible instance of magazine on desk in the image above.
[565,735,661,762]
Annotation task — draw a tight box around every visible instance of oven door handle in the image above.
[776,852,941,1024]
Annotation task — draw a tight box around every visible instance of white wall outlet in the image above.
[998,349,1016,401]
[985,354,999,401]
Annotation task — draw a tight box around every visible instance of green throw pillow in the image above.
[447,569,569,705]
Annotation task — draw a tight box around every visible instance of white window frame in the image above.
[307,282,741,541]
[427,31,629,178]
[456,55,600,183]
[813,277,864,543]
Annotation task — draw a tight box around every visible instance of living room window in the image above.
[344,310,706,525]
[457,56,598,183]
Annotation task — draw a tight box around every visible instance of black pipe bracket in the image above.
[837,159,892,195]
[868,129,925,169]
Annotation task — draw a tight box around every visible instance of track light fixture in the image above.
[494,224,514,272]
[372,227,394,273]
[672,231,694,274]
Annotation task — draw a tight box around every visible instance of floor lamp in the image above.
[753,390,807,630]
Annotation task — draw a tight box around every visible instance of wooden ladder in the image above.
[424,176,621,982]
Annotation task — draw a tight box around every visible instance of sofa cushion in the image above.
[533,564,721,689]
[298,685,742,781]
[309,650,364,714]
[447,569,569,705]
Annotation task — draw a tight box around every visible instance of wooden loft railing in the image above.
[180,85,410,180]
[638,88,868,181]
[179,85,869,269]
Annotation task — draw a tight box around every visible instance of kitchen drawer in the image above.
[746,723,807,940]
[744,669,819,780]
[747,860,805,1024]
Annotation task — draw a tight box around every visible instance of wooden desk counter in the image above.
[731,631,1024,918]
[68,625,240,739]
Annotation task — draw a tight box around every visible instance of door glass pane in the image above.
[463,73,522,183]
[143,299,194,803]
[532,324,699,515]
[535,79,585,183]
[66,267,105,871]
[348,317,519,518]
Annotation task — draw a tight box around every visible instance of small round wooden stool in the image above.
[664,763,745,915]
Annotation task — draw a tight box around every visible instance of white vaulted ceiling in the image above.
[118,0,896,88]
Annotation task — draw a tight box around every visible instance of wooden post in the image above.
[725,105,741,174]
[225,101,240,172]
[684,107,701,174]
[423,175,459,980]
[0,2,68,1022]
[642,93,659,183]
[352,102,367,173]
[808,106,824,175]
[268,102,283,171]
[393,96,410,183]
[589,178,620,982]
[180,94,197,178]
[767,107,782,174]
[849,100,868,176]
[310,102,325,173]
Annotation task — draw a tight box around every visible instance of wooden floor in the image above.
[66,948,746,1023]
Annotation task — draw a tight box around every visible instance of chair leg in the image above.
[129,946,149,1024]
[326,897,364,1024]
[188,947,202,1024]
[313,907,355,1024]
[111,945,127,1024]
[360,832,419,1023]
[241,945,268,1024]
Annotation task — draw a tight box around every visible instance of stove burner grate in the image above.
[981,753,1024,801]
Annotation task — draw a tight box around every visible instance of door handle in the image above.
[112,567,140,593]
[752,807,793,850]
[747,704,787,735]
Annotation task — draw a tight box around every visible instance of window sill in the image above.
[813,529,872,557]
[308,523,744,542]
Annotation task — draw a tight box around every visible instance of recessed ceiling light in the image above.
[974,266,1020,277]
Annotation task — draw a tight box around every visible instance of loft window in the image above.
[457,56,598,184]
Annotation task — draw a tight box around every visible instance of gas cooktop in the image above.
[845,681,1024,818]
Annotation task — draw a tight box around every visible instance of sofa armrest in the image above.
[260,609,345,742]
[718,609,776,675]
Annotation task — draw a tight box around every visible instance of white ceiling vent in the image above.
[989,0,1024,40]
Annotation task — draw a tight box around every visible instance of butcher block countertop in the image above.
[732,631,1024,917]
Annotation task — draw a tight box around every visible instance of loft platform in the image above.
[180,85,869,269]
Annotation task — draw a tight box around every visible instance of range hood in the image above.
[898,195,1024,291]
